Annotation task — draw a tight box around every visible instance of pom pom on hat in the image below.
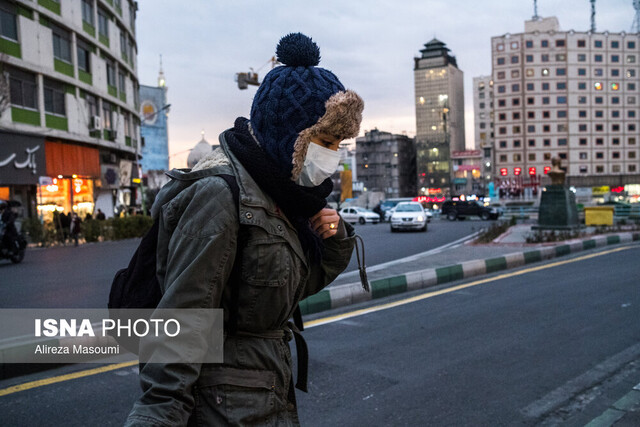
[276,33,321,67]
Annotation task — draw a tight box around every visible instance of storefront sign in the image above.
[592,186,610,195]
[451,150,482,159]
[0,131,45,185]
[119,160,133,187]
[101,165,120,189]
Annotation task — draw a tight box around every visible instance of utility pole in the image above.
[633,0,640,33]
[532,0,540,20]
[591,0,597,32]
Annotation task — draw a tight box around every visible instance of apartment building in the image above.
[0,0,140,219]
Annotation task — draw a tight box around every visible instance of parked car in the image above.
[441,200,500,221]
[339,207,380,225]
[390,202,428,232]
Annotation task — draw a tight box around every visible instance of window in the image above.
[526,40,533,48]
[542,97,550,105]
[499,140,507,148]
[528,139,535,147]
[611,55,620,63]
[628,41,636,49]
[541,40,548,48]
[630,165,637,173]
[542,82,550,91]
[81,0,94,25]
[579,152,587,159]
[105,58,116,87]
[629,151,637,159]
[611,41,619,49]
[556,54,566,61]
[612,110,620,118]
[77,39,91,72]
[594,40,602,48]
[578,82,587,90]
[129,2,135,30]
[120,29,127,59]
[123,111,131,137]
[527,125,535,133]
[579,110,587,118]
[595,110,604,118]
[85,93,98,117]
[513,125,521,134]
[102,101,113,130]
[557,110,567,118]
[479,102,485,109]
[543,125,550,132]
[511,55,519,64]
[512,84,520,92]
[579,138,587,145]
[558,138,567,146]
[528,153,535,161]
[578,68,586,76]
[512,98,520,106]
[0,2,18,41]
[513,140,521,148]
[498,99,506,107]
[630,138,637,145]
[541,54,549,62]
[511,41,519,49]
[557,82,566,90]
[43,78,66,116]
[596,152,604,159]
[596,138,604,145]
[557,96,567,104]
[498,85,506,93]
[511,70,520,78]
[628,83,637,91]
[612,96,620,104]
[499,155,507,162]
[526,69,534,77]
[578,96,587,104]
[543,140,551,147]
[612,152,620,159]
[527,111,535,119]
[557,124,567,132]
[595,96,603,104]
[498,127,507,135]
[596,166,604,173]
[595,124,604,131]
[594,68,603,76]
[556,40,565,47]
[526,97,534,105]
[542,68,549,76]
[526,54,534,63]
[629,124,637,132]
[513,154,522,162]
[544,152,551,160]
[628,55,637,64]
[8,67,38,110]
[594,54,603,62]
[629,110,636,118]
[578,54,586,62]
[577,40,586,48]
[629,96,637,104]
[496,43,504,51]
[612,138,620,145]
[543,111,550,118]
[595,82,603,90]
[526,83,534,91]
[497,71,505,79]
[498,113,506,121]
[512,112,520,120]
[611,69,620,77]
[118,71,126,94]
[497,57,505,65]
[579,166,588,173]
[98,8,109,39]
[51,24,72,63]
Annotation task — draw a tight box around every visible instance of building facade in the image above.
[473,75,495,192]
[0,0,140,219]
[414,39,465,197]
[355,128,416,198]
[490,17,640,199]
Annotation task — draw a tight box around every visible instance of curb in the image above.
[585,383,640,427]
[299,232,640,316]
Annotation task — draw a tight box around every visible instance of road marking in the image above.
[0,360,138,397]
[0,245,634,398]
[305,245,635,328]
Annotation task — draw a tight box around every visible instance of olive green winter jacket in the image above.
[124,135,355,426]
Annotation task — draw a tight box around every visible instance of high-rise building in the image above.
[473,75,495,192]
[355,129,416,198]
[414,39,465,197]
[490,16,640,197]
[140,61,169,173]
[0,0,140,219]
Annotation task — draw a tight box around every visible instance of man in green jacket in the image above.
[125,33,364,426]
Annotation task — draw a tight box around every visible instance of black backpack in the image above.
[107,173,241,353]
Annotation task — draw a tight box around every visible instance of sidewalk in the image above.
[299,224,640,315]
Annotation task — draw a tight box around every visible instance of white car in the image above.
[339,207,380,225]
[390,202,428,232]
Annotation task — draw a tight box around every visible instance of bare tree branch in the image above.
[0,53,10,116]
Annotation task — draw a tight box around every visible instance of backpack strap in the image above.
[216,174,244,336]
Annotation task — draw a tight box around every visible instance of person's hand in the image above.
[310,208,341,239]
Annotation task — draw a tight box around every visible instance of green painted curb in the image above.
[607,235,621,245]
[555,244,571,257]
[300,290,331,315]
[523,250,542,264]
[584,408,626,427]
[485,257,507,273]
[613,390,640,411]
[436,265,464,284]
[371,275,408,299]
[583,239,597,250]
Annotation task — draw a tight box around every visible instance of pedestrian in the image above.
[125,33,364,426]
[96,209,106,220]
[69,212,82,246]
[60,212,71,244]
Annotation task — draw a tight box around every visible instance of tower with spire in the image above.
[139,55,171,177]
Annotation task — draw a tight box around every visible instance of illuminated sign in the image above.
[514,167,522,176]
[500,168,508,176]
[529,167,536,176]
[544,166,551,174]
[611,186,624,193]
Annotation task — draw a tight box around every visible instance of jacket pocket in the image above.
[241,238,291,287]
[193,366,278,426]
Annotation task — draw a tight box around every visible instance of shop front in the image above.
[0,130,45,218]
[37,140,100,221]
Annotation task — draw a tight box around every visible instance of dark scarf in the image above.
[224,117,333,261]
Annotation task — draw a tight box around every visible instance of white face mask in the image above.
[295,142,341,187]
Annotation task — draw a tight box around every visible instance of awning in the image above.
[45,141,100,178]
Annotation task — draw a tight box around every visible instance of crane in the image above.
[235,56,279,90]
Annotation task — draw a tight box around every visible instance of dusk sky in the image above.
[135,0,637,168]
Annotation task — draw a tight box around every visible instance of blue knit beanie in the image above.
[250,33,363,179]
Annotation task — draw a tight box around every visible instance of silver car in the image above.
[390,202,428,232]
[339,207,381,225]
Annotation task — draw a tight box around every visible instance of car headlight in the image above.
[417,215,424,222]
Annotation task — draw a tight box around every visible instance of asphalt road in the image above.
[0,218,483,308]
[1,243,638,426]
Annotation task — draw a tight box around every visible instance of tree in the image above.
[0,53,9,116]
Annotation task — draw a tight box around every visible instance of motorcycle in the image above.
[0,200,27,264]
